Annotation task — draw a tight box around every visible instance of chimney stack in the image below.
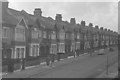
[81,20,86,26]
[34,8,42,17]
[108,29,110,32]
[100,27,103,30]
[95,25,99,29]
[2,0,9,12]
[55,14,62,22]
[89,23,93,27]
[104,28,107,31]
[70,18,76,24]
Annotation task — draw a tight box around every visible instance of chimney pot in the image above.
[95,25,99,29]
[55,14,62,21]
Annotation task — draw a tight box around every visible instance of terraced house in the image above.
[2,1,118,72]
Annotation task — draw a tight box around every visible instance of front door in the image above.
[46,46,50,56]
[40,46,45,57]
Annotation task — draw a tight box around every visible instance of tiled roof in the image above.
[36,16,55,29]
[2,7,85,32]
[2,9,19,25]
[7,8,36,26]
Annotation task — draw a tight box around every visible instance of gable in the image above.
[16,18,28,29]
[19,19,26,27]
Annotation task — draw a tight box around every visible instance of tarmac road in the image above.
[29,48,118,78]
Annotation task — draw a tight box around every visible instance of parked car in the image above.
[98,49,105,55]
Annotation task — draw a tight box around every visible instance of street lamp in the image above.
[106,39,110,76]
[106,53,109,75]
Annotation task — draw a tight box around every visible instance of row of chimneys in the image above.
[31,8,114,32]
[34,8,76,24]
[2,1,113,32]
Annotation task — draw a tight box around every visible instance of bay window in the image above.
[30,44,39,57]
[13,46,26,59]
[84,41,90,49]
[76,42,80,49]
[58,43,65,53]
[50,44,57,54]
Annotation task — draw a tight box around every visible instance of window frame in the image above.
[43,31,47,38]
[30,43,39,57]
[50,44,57,54]
[32,28,39,39]
[14,46,26,59]
[59,31,65,40]
[2,27,9,38]
[39,30,42,38]
[15,25,25,41]
[58,43,65,53]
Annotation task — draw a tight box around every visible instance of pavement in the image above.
[97,62,118,78]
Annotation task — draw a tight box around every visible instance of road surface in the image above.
[29,49,118,78]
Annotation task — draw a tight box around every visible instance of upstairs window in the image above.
[59,30,65,40]
[32,29,39,39]
[77,33,80,39]
[51,31,56,39]
[43,31,47,38]
[71,33,75,40]
[87,32,91,40]
[65,33,69,39]
[2,27,9,38]
[15,25,25,41]
[84,34,87,41]
[39,30,42,38]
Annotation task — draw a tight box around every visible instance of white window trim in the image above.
[30,43,39,57]
[15,46,26,59]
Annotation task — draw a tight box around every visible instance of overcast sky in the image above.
[7,0,118,32]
